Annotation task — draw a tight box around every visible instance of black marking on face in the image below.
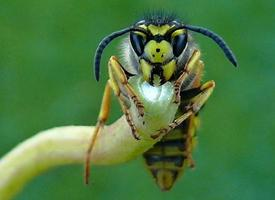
[149,65,165,85]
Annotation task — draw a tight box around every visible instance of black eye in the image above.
[130,32,146,56]
[172,33,187,57]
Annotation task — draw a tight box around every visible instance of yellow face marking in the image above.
[144,40,172,63]
[139,24,147,30]
[171,29,186,38]
[148,25,171,35]
[134,31,146,37]
[163,60,176,81]
[140,59,152,82]
[136,25,148,37]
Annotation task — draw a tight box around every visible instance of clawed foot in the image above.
[132,131,141,140]
[151,128,168,139]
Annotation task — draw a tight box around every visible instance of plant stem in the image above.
[0,116,155,199]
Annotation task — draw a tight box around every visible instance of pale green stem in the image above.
[0,116,156,200]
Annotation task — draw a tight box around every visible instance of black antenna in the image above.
[170,25,238,67]
[94,27,147,81]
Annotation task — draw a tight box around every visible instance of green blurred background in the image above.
[1,0,275,199]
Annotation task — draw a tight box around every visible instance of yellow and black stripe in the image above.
[143,59,204,191]
[143,113,199,191]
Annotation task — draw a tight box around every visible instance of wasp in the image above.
[85,13,237,191]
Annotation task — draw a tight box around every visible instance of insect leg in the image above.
[151,111,192,139]
[174,50,202,104]
[187,80,215,113]
[118,100,140,140]
[152,80,215,139]
[85,82,112,184]
[108,56,144,117]
[108,62,140,140]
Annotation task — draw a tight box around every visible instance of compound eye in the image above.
[172,33,187,57]
[130,32,146,56]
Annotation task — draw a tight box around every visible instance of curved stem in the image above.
[0,116,155,200]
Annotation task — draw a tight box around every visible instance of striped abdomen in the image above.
[143,53,204,190]
[143,114,199,191]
